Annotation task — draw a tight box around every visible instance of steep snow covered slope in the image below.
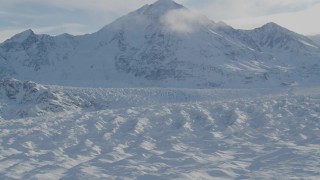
[0,78,85,119]
[0,84,320,179]
[0,0,319,88]
[309,34,320,45]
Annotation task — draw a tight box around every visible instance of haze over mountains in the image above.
[0,0,319,88]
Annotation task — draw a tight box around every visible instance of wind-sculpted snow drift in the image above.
[0,85,320,179]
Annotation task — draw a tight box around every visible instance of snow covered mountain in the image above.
[309,34,320,45]
[0,0,319,87]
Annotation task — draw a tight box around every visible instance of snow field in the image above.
[0,87,320,179]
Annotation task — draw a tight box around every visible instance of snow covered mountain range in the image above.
[1,1,320,179]
[0,0,320,88]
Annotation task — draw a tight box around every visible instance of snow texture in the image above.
[0,80,320,179]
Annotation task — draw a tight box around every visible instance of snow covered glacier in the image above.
[1,79,320,179]
[0,0,320,179]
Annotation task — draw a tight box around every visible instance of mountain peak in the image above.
[255,22,293,35]
[262,22,282,29]
[138,0,184,18]
[8,29,35,43]
[17,29,34,37]
[259,22,291,32]
[151,0,183,9]
[153,0,178,6]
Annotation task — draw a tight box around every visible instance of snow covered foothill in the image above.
[0,78,81,119]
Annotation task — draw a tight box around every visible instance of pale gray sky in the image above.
[0,0,319,42]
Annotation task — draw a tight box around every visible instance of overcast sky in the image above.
[0,0,319,42]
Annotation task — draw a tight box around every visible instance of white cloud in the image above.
[160,9,209,33]
[0,11,9,17]
[33,23,89,35]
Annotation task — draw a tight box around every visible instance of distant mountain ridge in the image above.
[309,34,320,45]
[0,0,319,88]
